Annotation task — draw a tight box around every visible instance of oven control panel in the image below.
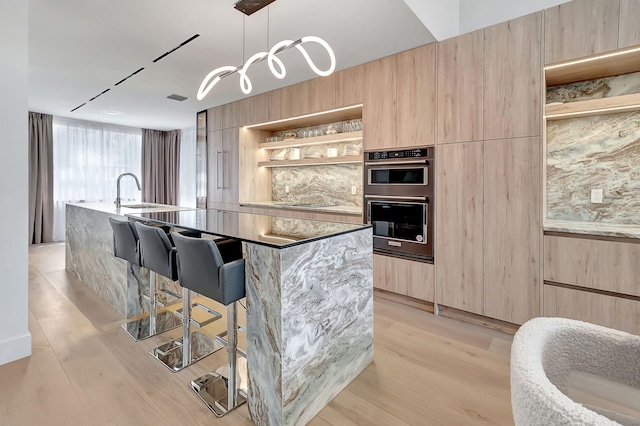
[366,147,432,161]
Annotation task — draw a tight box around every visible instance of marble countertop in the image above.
[241,201,362,216]
[544,219,640,239]
[68,202,195,216]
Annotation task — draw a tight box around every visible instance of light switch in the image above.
[351,185,357,195]
[591,188,603,204]
[285,185,290,194]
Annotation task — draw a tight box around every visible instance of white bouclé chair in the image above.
[510,317,640,426]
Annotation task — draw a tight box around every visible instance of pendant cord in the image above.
[243,15,246,63]
[267,7,270,50]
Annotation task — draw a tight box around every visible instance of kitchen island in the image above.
[127,209,373,426]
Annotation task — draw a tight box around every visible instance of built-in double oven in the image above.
[364,147,434,261]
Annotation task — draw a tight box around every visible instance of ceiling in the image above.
[28,0,436,130]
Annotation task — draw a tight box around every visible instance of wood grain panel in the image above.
[373,254,435,302]
[252,91,271,124]
[544,0,620,64]
[436,141,484,315]
[280,80,311,119]
[207,129,223,207]
[619,0,640,48]
[544,235,640,297]
[231,97,255,127]
[397,44,436,147]
[484,13,542,140]
[335,64,364,107]
[436,30,484,144]
[544,284,640,335]
[363,55,397,150]
[311,74,336,112]
[545,93,640,119]
[483,137,541,325]
[238,128,271,205]
[222,127,239,209]
[207,105,223,131]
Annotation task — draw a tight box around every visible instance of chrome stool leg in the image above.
[121,269,182,341]
[189,302,247,417]
[149,288,224,372]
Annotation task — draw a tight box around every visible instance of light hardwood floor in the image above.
[0,243,515,426]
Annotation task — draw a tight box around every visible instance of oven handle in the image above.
[365,195,428,201]
[364,159,429,166]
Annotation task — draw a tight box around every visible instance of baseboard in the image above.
[437,305,520,335]
[0,332,31,366]
[373,289,435,314]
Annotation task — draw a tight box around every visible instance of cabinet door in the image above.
[619,0,640,48]
[397,44,436,147]
[253,92,272,125]
[280,80,311,119]
[222,128,239,210]
[544,0,619,64]
[335,64,364,107]
[373,254,435,302]
[207,130,224,207]
[311,74,336,112]
[437,30,484,144]
[484,12,541,140]
[483,137,540,325]
[364,55,396,150]
[436,141,484,315]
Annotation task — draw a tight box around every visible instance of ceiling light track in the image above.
[70,103,86,112]
[152,34,200,63]
[197,35,336,101]
[114,67,145,86]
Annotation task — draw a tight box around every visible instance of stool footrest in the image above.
[149,331,224,372]
[215,332,247,359]
[174,304,222,328]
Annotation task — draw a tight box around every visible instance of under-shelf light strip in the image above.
[544,46,640,70]
[261,136,362,150]
[245,104,363,129]
[260,158,361,167]
[546,103,640,119]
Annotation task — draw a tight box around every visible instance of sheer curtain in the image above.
[179,126,196,208]
[52,117,142,241]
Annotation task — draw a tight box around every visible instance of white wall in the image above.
[0,0,31,365]
[459,0,570,34]
[403,0,460,41]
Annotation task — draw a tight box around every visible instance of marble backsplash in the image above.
[546,71,640,104]
[547,110,640,224]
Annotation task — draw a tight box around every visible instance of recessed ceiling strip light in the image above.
[197,35,336,101]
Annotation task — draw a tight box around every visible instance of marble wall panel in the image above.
[245,228,373,426]
[547,71,640,104]
[547,111,640,224]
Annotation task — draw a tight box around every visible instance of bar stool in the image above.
[109,218,181,341]
[171,232,247,416]
[139,223,233,372]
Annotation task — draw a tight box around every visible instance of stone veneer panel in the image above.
[245,228,373,426]
[546,71,640,104]
[547,111,640,224]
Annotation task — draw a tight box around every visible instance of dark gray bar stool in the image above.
[138,222,227,372]
[171,232,247,417]
[109,218,181,341]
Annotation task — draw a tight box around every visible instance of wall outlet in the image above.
[591,188,603,204]
[351,185,357,195]
[285,185,290,194]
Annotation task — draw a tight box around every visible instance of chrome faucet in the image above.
[115,172,142,208]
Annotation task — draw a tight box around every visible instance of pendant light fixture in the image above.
[196,2,336,101]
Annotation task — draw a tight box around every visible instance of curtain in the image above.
[29,112,54,244]
[142,129,180,205]
[179,127,196,208]
[52,117,142,241]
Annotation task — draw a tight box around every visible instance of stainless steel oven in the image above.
[364,147,434,261]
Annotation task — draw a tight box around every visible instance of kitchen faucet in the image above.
[115,172,142,208]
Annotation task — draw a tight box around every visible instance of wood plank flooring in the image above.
[0,243,514,425]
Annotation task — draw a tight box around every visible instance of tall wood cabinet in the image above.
[363,55,397,150]
[208,128,239,211]
[484,12,541,140]
[619,0,640,48]
[436,29,484,144]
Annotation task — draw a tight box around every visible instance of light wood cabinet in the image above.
[335,64,364,107]
[363,55,397,150]
[619,0,640,48]
[279,80,311,119]
[437,29,484,144]
[207,128,239,210]
[222,98,254,129]
[311,74,336,113]
[436,141,484,315]
[484,13,542,140]
[544,235,640,298]
[544,284,640,335]
[253,91,273,125]
[397,44,436,146]
[483,137,541,324]
[544,0,619,64]
[208,106,223,132]
[373,254,434,302]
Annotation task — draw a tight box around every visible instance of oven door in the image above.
[366,196,433,260]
